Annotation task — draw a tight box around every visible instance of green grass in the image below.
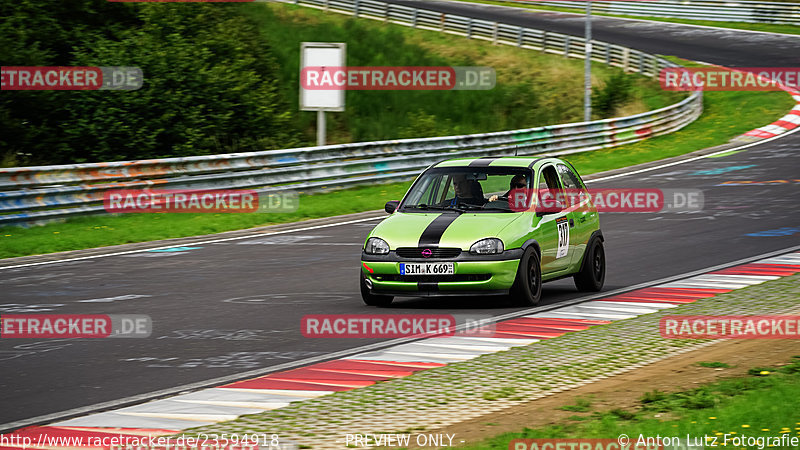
[239,3,678,145]
[458,356,800,450]
[457,0,800,36]
[698,362,732,369]
[558,397,593,412]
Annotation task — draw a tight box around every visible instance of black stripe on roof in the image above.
[468,157,500,167]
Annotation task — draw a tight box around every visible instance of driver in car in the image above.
[446,174,488,207]
[488,174,528,202]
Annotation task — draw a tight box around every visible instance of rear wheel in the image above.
[510,247,542,306]
[360,271,393,307]
[574,238,605,292]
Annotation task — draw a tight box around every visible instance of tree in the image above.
[1,1,300,165]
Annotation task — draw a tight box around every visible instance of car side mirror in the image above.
[385,200,400,214]
[536,203,565,217]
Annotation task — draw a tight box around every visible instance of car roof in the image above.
[432,156,564,170]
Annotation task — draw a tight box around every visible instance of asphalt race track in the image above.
[388,0,800,67]
[1,2,799,429]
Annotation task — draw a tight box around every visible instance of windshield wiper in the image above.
[457,203,486,210]
[406,204,465,213]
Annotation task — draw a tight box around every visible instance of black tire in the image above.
[510,247,542,306]
[574,238,605,292]
[360,271,393,307]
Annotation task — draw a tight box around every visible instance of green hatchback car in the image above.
[360,156,605,306]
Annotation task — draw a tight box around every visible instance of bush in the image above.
[592,72,634,118]
[640,389,667,404]
[0,0,140,165]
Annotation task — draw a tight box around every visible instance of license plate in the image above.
[400,262,455,275]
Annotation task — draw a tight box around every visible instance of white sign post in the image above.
[300,42,346,146]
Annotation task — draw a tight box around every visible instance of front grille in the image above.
[396,247,461,259]
[376,274,491,282]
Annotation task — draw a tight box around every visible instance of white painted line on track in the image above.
[411,341,513,352]
[577,303,665,314]
[693,274,778,283]
[0,216,383,271]
[378,351,479,360]
[658,281,753,289]
[170,389,309,404]
[216,388,334,398]
[450,337,539,346]
[592,301,678,310]
[171,399,291,410]
[114,412,238,422]
[383,343,492,355]
[531,311,637,320]
[349,351,471,363]
[53,412,210,429]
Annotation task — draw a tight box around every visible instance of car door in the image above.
[536,165,572,275]
[556,163,593,269]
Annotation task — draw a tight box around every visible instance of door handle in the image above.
[569,219,575,228]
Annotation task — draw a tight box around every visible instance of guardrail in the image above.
[0,0,702,227]
[508,0,800,26]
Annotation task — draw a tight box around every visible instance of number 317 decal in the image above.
[556,217,569,259]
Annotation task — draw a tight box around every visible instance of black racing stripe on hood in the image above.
[468,156,500,167]
[418,214,460,246]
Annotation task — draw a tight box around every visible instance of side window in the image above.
[428,175,450,204]
[537,170,549,191]
[409,175,447,206]
[537,165,564,212]
[556,164,583,190]
[444,175,456,200]
[539,165,563,193]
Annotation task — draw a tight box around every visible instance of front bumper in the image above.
[361,249,522,297]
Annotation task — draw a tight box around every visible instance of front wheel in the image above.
[510,247,542,306]
[360,271,393,307]
[574,238,605,292]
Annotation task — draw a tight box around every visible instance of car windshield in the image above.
[400,166,533,213]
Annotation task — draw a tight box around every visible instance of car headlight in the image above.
[470,238,504,255]
[365,237,390,255]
